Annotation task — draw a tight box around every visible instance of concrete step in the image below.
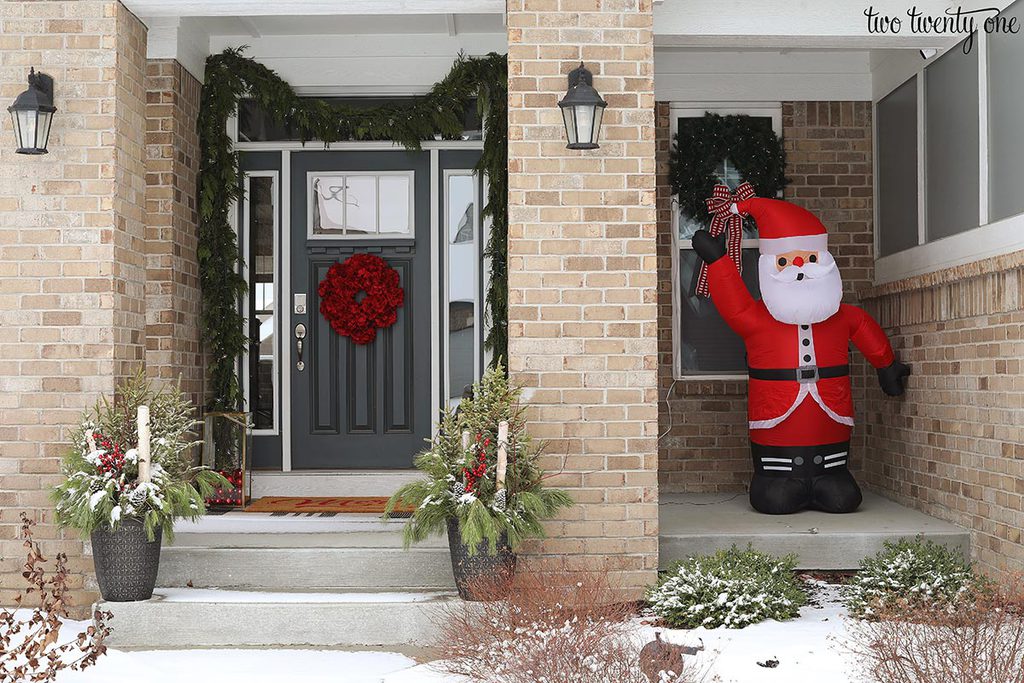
[155,514,454,591]
[157,547,454,590]
[659,491,970,571]
[100,588,459,648]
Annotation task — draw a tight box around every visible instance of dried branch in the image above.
[0,514,111,683]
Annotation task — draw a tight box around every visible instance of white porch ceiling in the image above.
[123,0,505,17]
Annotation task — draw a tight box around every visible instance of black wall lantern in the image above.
[558,63,607,150]
[9,68,56,155]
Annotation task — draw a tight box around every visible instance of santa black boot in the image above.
[749,441,861,514]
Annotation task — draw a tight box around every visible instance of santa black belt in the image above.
[747,364,849,383]
[751,441,851,476]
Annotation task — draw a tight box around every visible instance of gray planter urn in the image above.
[90,518,162,602]
[446,518,516,601]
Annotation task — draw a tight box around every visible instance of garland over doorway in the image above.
[198,47,508,411]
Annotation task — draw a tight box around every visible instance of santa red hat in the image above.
[731,197,828,256]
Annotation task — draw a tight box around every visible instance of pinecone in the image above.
[128,485,148,508]
[89,479,104,494]
[452,481,465,498]
[493,488,507,512]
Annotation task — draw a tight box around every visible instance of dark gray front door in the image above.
[289,150,430,468]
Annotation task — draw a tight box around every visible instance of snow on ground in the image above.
[45,582,859,683]
[645,580,862,683]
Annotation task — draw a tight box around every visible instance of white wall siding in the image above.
[655,49,874,102]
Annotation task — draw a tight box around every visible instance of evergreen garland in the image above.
[668,112,788,225]
[198,47,508,410]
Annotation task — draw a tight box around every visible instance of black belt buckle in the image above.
[797,365,819,383]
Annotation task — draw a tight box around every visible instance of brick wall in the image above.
[144,60,203,405]
[862,253,1024,577]
[657,101,875,492]
[0,1,148,611]
[507,0,659,596]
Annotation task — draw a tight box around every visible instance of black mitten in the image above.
[877,359,911,396]
[691,229,728,264]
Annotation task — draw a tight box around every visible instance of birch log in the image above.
[137,405,151,483]
[496,420,508,490]
[462,430,471,452]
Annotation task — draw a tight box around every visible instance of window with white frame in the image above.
[874,0,1024,283]
[671,105,781,378]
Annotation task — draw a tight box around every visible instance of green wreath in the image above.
[669,113,788,226]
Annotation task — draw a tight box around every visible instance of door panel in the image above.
[290,150,430,468]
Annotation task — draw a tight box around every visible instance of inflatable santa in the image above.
[692,197,910,515]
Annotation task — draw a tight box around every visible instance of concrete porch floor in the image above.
[660,491,970,571]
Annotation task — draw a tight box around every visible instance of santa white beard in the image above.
[758,251,843,325]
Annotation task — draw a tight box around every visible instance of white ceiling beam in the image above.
[145,16,211,82]
[123,0,504,17]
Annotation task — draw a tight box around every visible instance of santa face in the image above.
[758,249,843,325]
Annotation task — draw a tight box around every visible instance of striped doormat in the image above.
[244,496,413,516]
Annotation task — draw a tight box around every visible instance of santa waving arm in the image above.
[844,304,911,396]
[692,229,761,337]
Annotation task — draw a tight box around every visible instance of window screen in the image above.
[988,0,1024,222]
[877,76,919,257]
[925,37,979,241]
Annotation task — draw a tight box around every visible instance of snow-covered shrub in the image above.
[844,538,988,619]
[647,546,807,629]
[438,571,706,683]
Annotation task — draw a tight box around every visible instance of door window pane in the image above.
[677,249,761,374]
[343,176,377,234]
[877,76,920,256]
[311,173,413,237]
[925,37,979,241]
[988,0,1024,222]
[379,175,411,234]
[447,174,477,404]
[248,176,276,430]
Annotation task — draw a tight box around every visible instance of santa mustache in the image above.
[764,257,837,283]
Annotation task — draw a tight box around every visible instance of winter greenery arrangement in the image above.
[385,363,573,555]
[844,537,990,619]
[647,546,808,629]
[52,371,229,541]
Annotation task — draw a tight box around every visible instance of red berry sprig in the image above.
[462,433,491,494]
[92,431,126,478]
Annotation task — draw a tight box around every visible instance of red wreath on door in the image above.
[317,253,404,345]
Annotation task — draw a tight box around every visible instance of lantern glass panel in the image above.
[561,106,577,145]
[35,110,52,150]
[16,110,36,151]
[574,104,595,146]
[589,106,604,146]
[9,111,21,147]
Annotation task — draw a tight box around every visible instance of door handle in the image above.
[295,323,307,371]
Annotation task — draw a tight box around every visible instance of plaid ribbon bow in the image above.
[695,182,756,298]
